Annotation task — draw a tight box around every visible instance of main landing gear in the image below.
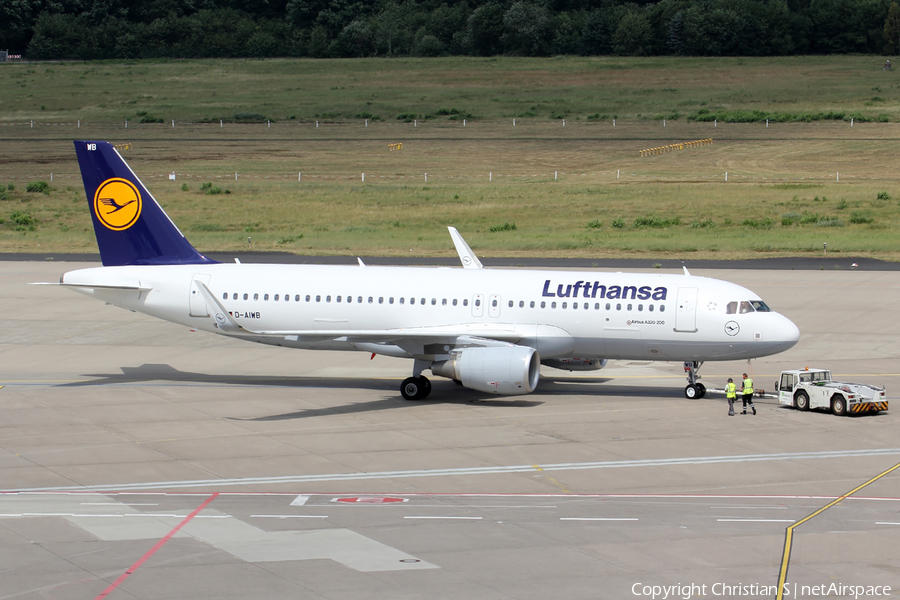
[401,359,433,400]
[683,361,706,399]
[401,376,432,401]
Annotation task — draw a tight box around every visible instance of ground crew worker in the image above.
[725,378,737,416]
[741,373,756,415]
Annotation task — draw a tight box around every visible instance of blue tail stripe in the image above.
[74,141,216,266]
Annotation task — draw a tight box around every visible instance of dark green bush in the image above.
[633,216,680,228]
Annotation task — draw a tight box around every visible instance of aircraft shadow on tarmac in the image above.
[57,363,688,420]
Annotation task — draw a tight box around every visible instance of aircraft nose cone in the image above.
[777,315,801,350]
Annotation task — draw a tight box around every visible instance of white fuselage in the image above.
[61,263,800,362]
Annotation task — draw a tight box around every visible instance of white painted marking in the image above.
[404,516,482,520]
[250,514,328,519]
[81,502,159,506]
[290,495,310,506]
[710,506,788,509]
[717,519,795,523]
[876,522,900,525]
[9,448,900,493]
[560,517,638,521]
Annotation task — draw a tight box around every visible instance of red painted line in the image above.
[93,492,218,600]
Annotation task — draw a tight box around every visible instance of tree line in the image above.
[3,0,900,59]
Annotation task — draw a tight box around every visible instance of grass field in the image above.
[1,56,899,260]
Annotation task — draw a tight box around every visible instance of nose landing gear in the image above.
[684,361,706,398]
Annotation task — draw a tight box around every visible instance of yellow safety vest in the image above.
[743,378,753,394]
[726,382,736,398]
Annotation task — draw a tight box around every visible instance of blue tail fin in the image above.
[74,141,216,266]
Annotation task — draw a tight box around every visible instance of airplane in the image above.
[41,141,800,401]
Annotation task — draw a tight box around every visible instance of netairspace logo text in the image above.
[632,582,892,599]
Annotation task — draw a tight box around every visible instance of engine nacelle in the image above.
[432,346,540,395]
[541,358,608,372]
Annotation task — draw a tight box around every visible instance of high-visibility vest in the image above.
[743,377,753,394]
[726,382,736,398]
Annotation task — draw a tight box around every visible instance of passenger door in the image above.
[189,274,212,317]
[674,287,698,332]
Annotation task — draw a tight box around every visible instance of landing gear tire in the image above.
[696,383,707,398]
[795,390,810,411]
[401,376,431,401]
[685,384,700,399]
[831,395,847,416]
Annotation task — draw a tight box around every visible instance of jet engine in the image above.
[432,346,540,395]
[541,358,608,371]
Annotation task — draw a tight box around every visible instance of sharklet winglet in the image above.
[448,227,483,269]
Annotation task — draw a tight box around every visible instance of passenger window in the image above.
[453,299,458,306]
[222,292,228,300]
[649,304,654,312]
[389,297,394,304]
[551,302,557,309]
[660,305,665,312]
[264,294,269,301]
[337,296,342,303]
[316,295,321,302]
[540,301,546,308]
[400,298,405,304]
[638,304,643,311]
[409,298,414,305]
[519,301,524,308]
[243,293,248,300]
[369,297,373,303]
[326,295,331,302]
[492,299,498,308]
[421,298,426,305]
[530,301,535,308]
[295,295,300,302]
[442,299,447,306]
[561,302,567,309]
[740,301,754,314]
[606,303,611,310]
[463,299,468,306]
[358,297,363,303]
[627,304,632,311]
[305,295,310,302]
[431,298,437,306]
[346,296,351,303]
[254,293,259,301]
[726,301,738,314]
[616,303,622,310]
[274,294,279,301]
[475,299,481,307]
[508,300,514,308]
[284,294,289,301]
[594,303,599,310]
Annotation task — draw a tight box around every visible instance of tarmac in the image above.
[1,260,899,600]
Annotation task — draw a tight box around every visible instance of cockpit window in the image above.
[726,301,738,314]
[739,301,754,314]
[750,300,771,312]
